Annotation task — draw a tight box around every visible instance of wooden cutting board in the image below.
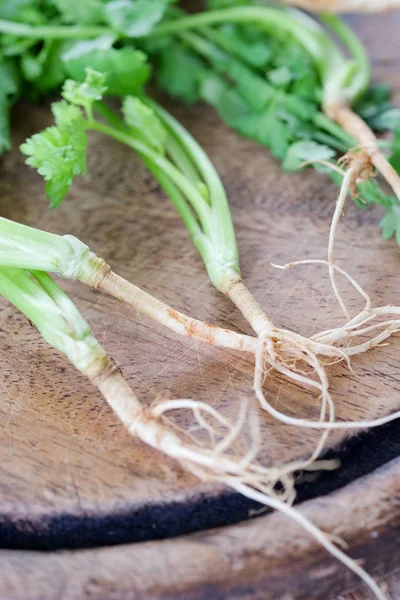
[0,12,400,600]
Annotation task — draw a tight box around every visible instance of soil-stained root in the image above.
[90,358,386,600]
[266,149,400,433]
[326,104,400,201]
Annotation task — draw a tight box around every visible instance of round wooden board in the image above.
[1,11,400,600]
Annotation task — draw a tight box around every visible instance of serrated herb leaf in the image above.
[209,23,272,69]
[235,108,291,159]
[105,0,173,37]
[0,58,20,153]
[64,47,150,97]
[51,100,83,127]
[20,41,67,93]
[0,0,40,21]
[62,67,107,115]
[370,108,400,131]
[51,0,106,25]
[20,103,87,206]
[0,59,19,96]
[283,141,335,172]
[62,35,117,61]
[155,42,205,104]
[268,66,292,87]
[380,202,400,245]
[199,72,249,126]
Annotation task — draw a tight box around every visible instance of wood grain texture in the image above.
[0,10,399,600]
[1,456,400,600]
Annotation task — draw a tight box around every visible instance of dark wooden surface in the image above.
[0,11,399,600]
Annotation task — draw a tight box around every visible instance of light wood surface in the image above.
[0,11,399,600]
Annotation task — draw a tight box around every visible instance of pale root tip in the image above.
[271,262,290,270]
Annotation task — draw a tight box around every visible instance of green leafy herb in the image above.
[0,58,20,153]
[62,67,107,115]
[283,141,336,172]
[64,46,150,96]
[105,0,173,37]
[155,42,206,104]
[389,130,400,174]
[380,202,400,245]
[51,0,106,25]
[20,100,87,206]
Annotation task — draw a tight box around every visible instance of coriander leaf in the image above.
[21,52,43,81]
[122,96,166,154]
[0,58,20,153]
[0,96,12,153]
[219,57,277,112]
[199,72,249,127]
[62,35,116,61]
[355,83,393,121]
[268,66,292,87]
[283,141,335,172]
[356,180,393,208]
[210,23,272,69]
[380,202,400,245]
[105,0,173,37]
[235,108,291,160]
[51,100,83,127]
[155,42,205,104]
[390,130,400,174]
[197,45,315,120]
[0,58,19,96]
[369,108,400,132]
[51,0,106,24]
[207,0,252,7]
[21,41,68,94]
[20,105,87,207]
[64,47,150,97]
[1,37,37,58]
[314,161,393,209]
[62,67,107,115]
[272,39,315,81]
[0,0,41,21]
[292,75,321,103]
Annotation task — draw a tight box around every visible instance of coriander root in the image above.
[92,269,255,353]
[263,151,400,432]
[89,358,385,600]
[0,265,389,599]
[325,104,400,202]
[17,69,400,447]
[0,217,255,353]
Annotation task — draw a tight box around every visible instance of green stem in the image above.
[321,15,370,103]
[0,19,107,39]
[142,158,212,264]
[94,101,125,131]
[30,269,90,339]
[165,134,203,186]
[0,268,57,333]
[88,119,213,237]
[93,105,203,238]
[148,100,239,271]
[313,112,356,148]
[150,6,342,85]
[88,105,238,286]
[174,26,352,152]
[312,132,348,153]
[0,267,107,375]
[0,216,104,281]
